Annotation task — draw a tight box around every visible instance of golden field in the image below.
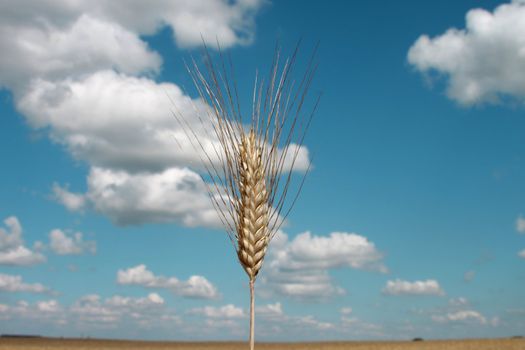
[0,338,524,350]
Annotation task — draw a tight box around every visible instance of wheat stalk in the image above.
[173,42,319,349]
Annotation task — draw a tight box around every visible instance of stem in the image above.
[249,278,255,350]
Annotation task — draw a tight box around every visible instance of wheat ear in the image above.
[173,42,319,350]
[237,130,270,280]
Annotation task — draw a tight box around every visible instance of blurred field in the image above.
[1,337,524,350]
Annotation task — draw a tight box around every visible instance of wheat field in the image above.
[1,338,524,350]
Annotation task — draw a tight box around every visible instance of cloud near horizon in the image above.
[382,279,445,296]
[117,264,219,299]
[0,273,50,294]
[0,292,177,331]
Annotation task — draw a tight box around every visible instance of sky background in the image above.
[1,0,525,341]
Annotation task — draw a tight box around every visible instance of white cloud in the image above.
[0,0,263,92]
[0,292,176,331]
[52,183,86,211]
[518,249,525,259]
[1,1,289,230]
[70,292,173,327]
[254,302,336,336]
[281,231,387,271]
[17,71,210,173]
[22,69,308,228]
[49,229,96,255]
[157,0,264,49]
[188,304,244,318]
[105,293,165,308]
[0,0,316,234]
[85,167,220,227]
[0,273,49,293]
[293,315,335,331]
[0,216,46,266]
[117,264,157,285]
[262,269,345,299]
[0,216,22,249]
[36,299,62,313]
[117,264,219,299]
[260,231,386,299]
[408,0,525,105]
[256,302,283,318]
[19,68,223,229]
[0,14,160,93]
[383,279,445,296]
[517,215,525,233]
[432,310,487,325]
[0,246,45,266]
[0,299,65,325]
[339,315,384,337]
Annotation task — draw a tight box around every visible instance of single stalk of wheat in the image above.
[174,42,318,350]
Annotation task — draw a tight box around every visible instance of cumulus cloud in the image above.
[49,229,96,255]
[0,300,65,325]
[154,0,264,49]
[0,292,175,331]
[0,294,377,340]
[36,299,62,313]
[519,249,525,259]
[432,310,488,325]
[260,231,386,299]
[408,0,525,105]
[18,68,223,228]
[188,304,244,318]
[256,302,283,319]
[339,315,384,337]
[0,273,50,293]
[262,268,345,300]
[2,0,300,230]
[105,293,164,308]
[254,302,336,337]
[52,184,86,212]
[0,216,22,250]
[0,216,46,266]
[423,297,501,329]
[24,70,309,227]
[70,292,172,326]
[0,14,161,93]
[85,167,220,227]
[292,315,335,331]
[277,231,387,271]
[117,264,219,299]
[18,71,210,173]
[0,0,263,90]
[382,279,445,296]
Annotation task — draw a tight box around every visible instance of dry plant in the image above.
[173,42,319,349]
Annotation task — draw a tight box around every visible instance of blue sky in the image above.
[1,0,525,341]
